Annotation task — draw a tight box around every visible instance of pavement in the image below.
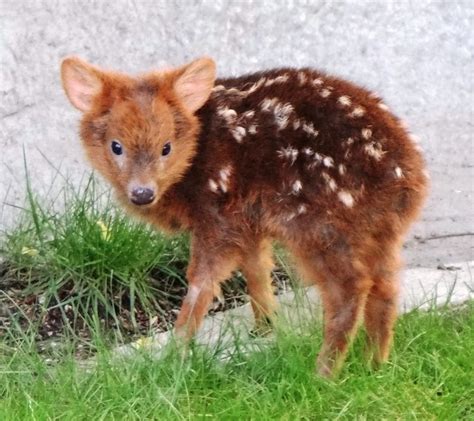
[113,260,474,360]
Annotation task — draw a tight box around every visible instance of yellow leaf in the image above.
[96,220,111,241]
[21,246,39,256]
[133,336,153,349]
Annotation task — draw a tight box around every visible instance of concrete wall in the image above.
[1,0,473,265]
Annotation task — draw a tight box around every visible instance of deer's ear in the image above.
[173,57,216,113]
[61,56,104,112]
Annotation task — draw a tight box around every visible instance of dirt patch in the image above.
[0,261,291,359]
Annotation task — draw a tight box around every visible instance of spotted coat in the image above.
[62,57,428,377]
[186,68,427,237]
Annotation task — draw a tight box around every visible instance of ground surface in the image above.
[2,302,473,419]
[1,1,473,268]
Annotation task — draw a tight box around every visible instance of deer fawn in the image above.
[61,56,428,377]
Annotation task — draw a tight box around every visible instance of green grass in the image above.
[1,170,473,419]
[1,173,190,347]
[0,303,473,420]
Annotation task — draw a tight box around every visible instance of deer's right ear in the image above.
[61,57,104,112]
[173,57,216,113]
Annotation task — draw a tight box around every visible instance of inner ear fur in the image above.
[173,57,216,113]
[61,56,105,112]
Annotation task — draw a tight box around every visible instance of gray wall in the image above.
[1,0,473,265]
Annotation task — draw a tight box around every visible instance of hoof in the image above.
[316,354,338,379]
[249,316,273,338]
[316,364,334,378]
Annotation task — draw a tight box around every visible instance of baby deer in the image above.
[61,56,428,377]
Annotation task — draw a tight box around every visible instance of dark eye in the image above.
[162,142,171,156]
[111,140,123,155]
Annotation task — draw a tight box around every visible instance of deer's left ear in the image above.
[173,57,216,113]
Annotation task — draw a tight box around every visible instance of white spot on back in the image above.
[209,179,219,193]
[285,203,308,221]
[312,78,323,86]
[338,95,352,107]
[364,142,386,161]
[323,156,334,168]
[260,97,278,112]
[273,102,294,130]
[260,98,294,130]
[277,146,298,165]
[307,152,322,170]
[322,172,337,191]
[264,74,289,87]
[302,121,319,137]
[293,119,301,130]
[298,204,307,214]
[362,128,372,140]
[218,165,233,192]
[246,78,266,95]
[219,183,228,193]
[297,72,307,85]
[394,166,403,179]
[275,74,290,83]
[338,190,354,207]
[338,164,346,175]
[217,106,237,124]
[220,165,232,181]
[242,110,255,119]
[292,179,303,195]
[210,166,233,194]
[303,147,314,156]
[348,106,366,118]
[320,88,331,98]
[226,87,245,96]
[313,153,323,163]
[231,126,246,143]
[248,124,258,134]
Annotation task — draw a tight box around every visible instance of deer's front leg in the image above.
[174,238,240,341]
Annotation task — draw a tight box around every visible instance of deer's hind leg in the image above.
[241,238,277,335]
[364,242,402,367]
[292,244,372,377]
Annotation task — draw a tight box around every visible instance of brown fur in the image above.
[61,56,428,377]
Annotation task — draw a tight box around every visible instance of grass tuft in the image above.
[1,174,189,353]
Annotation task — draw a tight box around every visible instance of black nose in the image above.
[130,187,155,205]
